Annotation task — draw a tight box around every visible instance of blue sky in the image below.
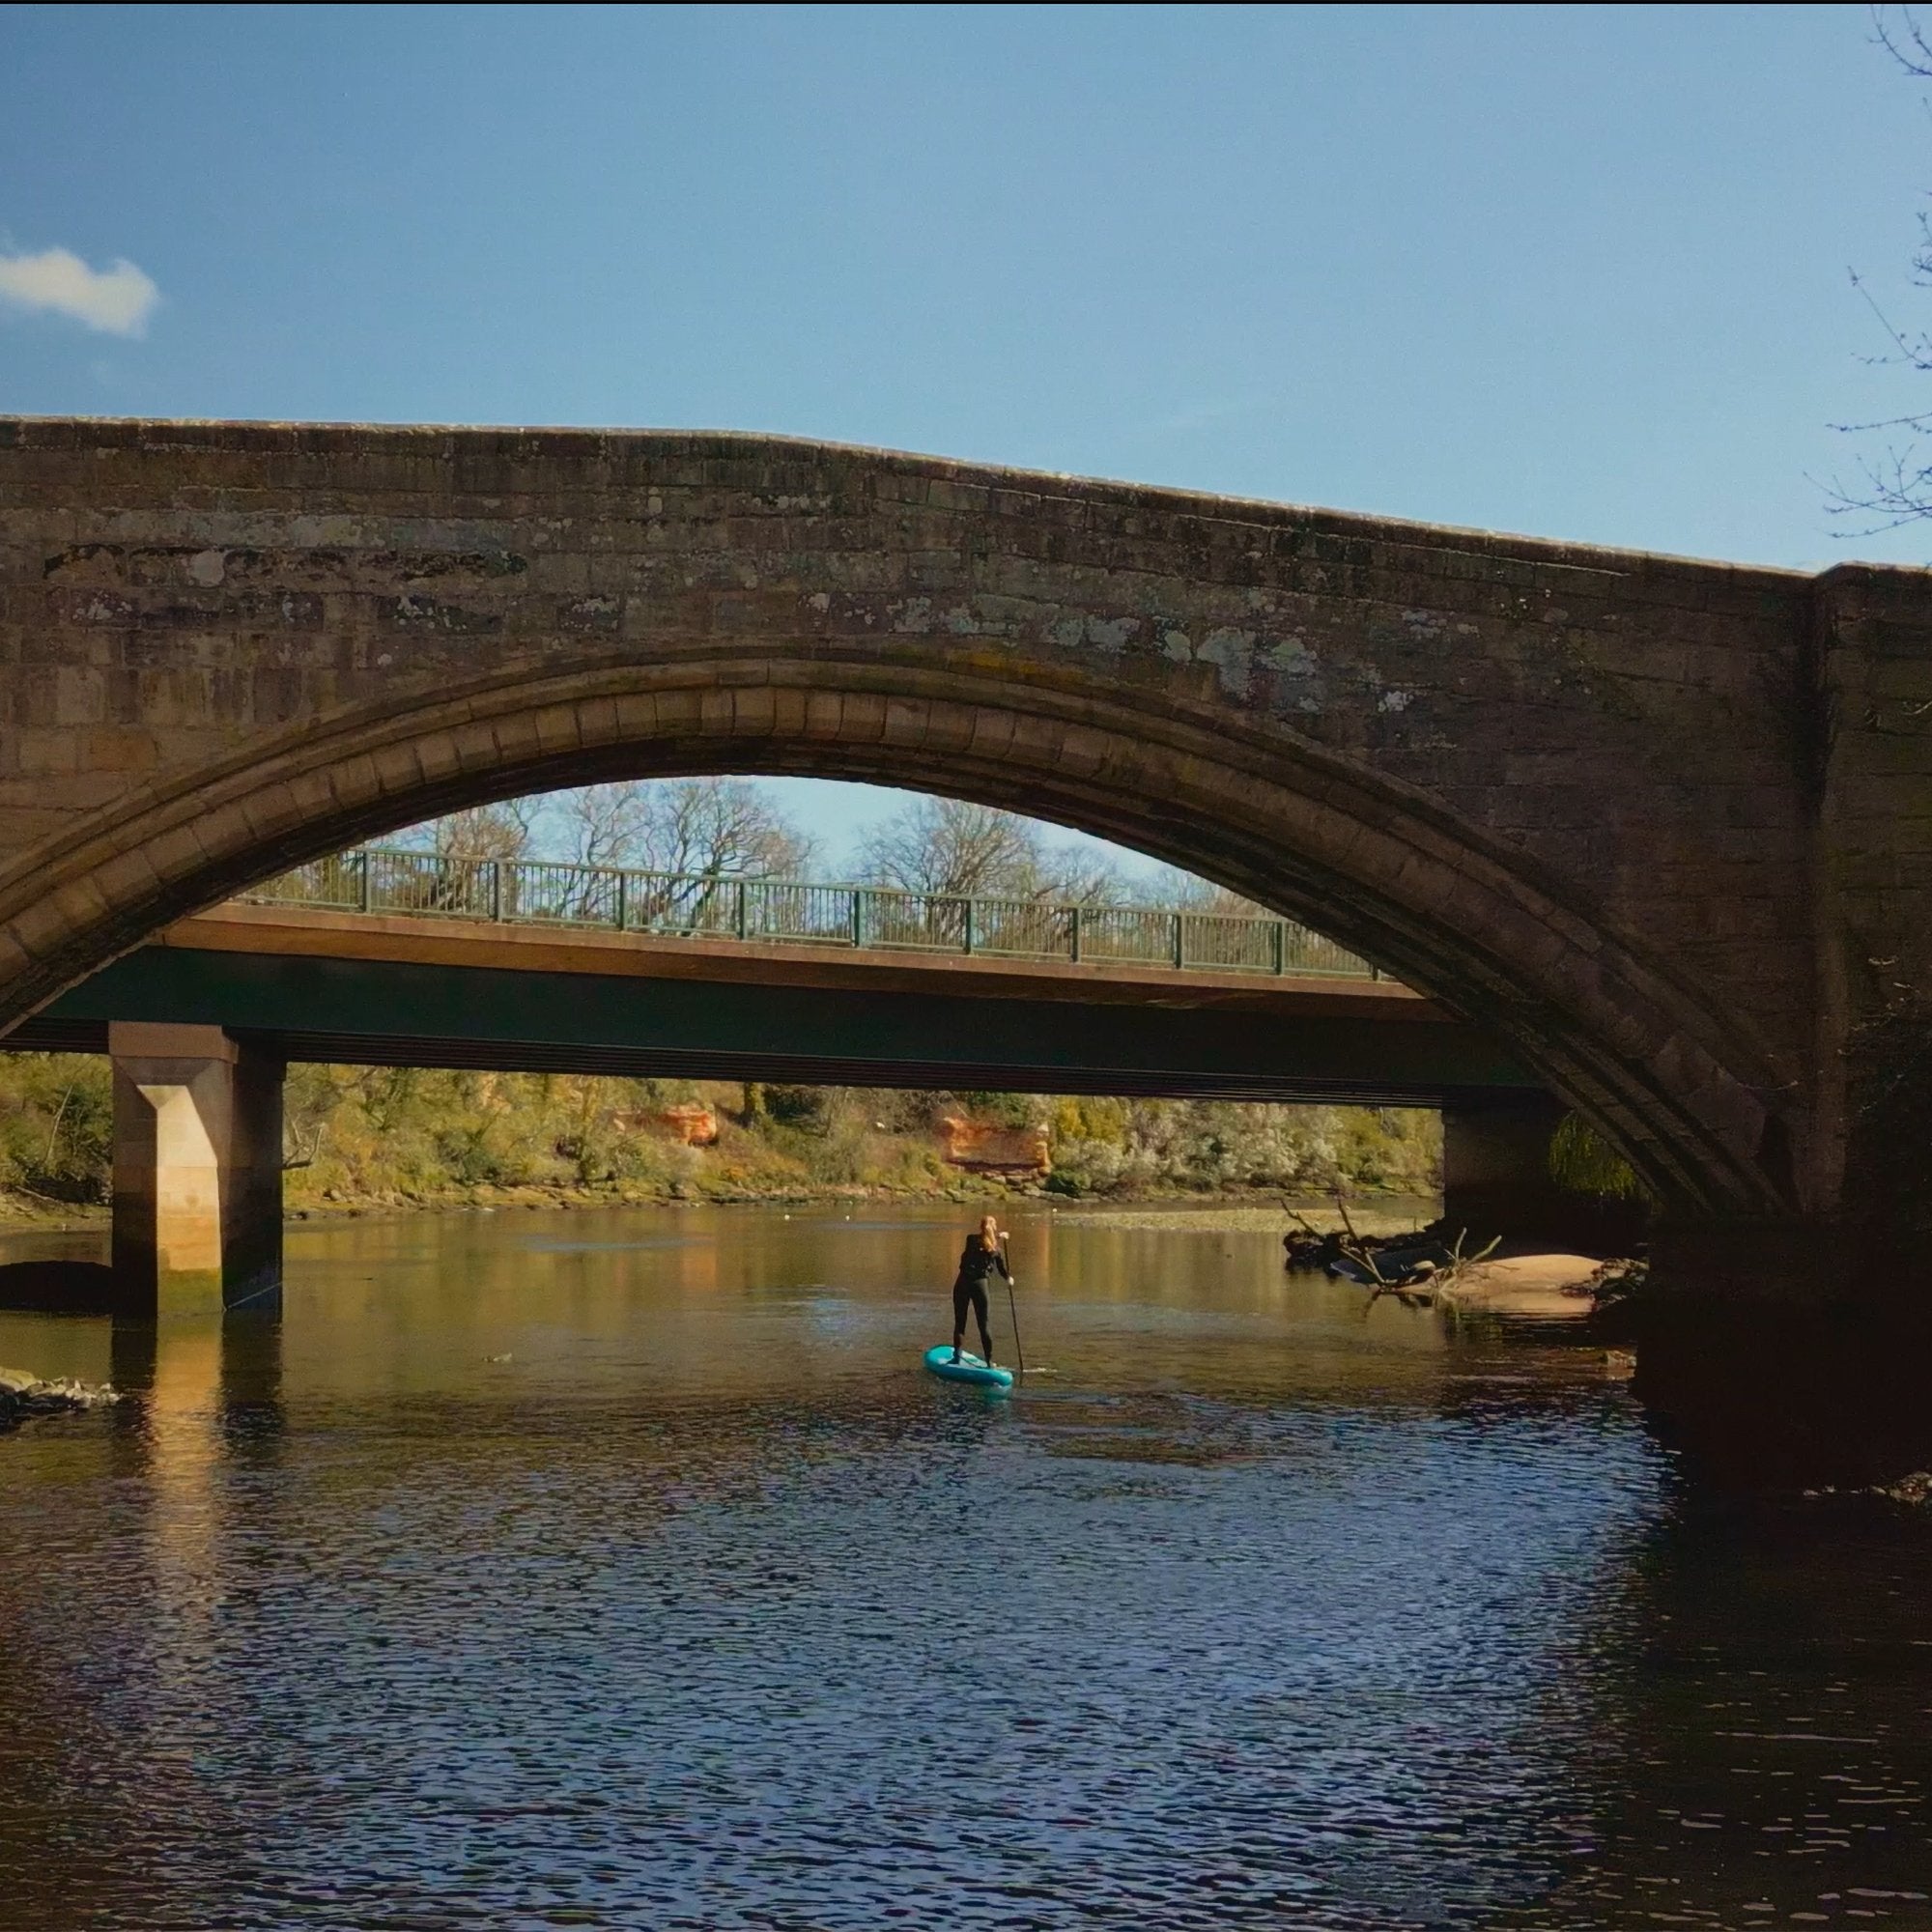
[4,2,1928,870]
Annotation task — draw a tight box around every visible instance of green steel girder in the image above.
[13,945,1538,1104]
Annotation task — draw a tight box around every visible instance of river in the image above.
[0,1203,1927,1929]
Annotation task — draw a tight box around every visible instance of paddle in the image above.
[1000,1231,1027,1382]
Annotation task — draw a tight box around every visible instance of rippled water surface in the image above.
[2,1204,1929,1929]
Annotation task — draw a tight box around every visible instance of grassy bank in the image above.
[0,1054,1441,1222]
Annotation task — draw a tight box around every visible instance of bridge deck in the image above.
[157,903,1432,1014]
[12,905,1533,1105]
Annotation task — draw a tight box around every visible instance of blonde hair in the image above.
[979,1214,1001,1248]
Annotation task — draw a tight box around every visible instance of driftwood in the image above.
[1281,1192,1498,1308]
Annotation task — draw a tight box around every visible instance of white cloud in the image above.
[0,246,159,336]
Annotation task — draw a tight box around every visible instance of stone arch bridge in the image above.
[1,418,1926,1303]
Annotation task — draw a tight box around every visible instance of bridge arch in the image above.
[0,639,1792,1217]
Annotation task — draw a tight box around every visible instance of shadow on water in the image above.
[0,1203,1926,1929]
[0,1256,115,1313]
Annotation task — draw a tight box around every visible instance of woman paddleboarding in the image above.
[950,1214,1010,1367]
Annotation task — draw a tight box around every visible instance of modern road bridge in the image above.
[2,852,1558,1312]
[20,849,1518,1101]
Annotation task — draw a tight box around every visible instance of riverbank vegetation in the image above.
[0,1053,1442,1220]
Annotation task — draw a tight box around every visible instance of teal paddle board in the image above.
[923,1345,1014,1391]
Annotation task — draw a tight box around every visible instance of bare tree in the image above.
[405,781,814,881]
[1829,6,1932,530]
[410,800,536,863]
[526,779,811,879]
[859,797,1044,897]
[857,796,1127,902]
[552,782,654,872]
[1043,854,1128,904]
[1130,863,1267,918]
[378,801,537,911]
[535,778,815,927]
[388,782,810,924]
[626,780,814,880]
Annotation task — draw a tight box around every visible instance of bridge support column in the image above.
[109,1024,283,1319]
[1440,1092,1641,1251]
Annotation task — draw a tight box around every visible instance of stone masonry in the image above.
[0,417,1927,1268]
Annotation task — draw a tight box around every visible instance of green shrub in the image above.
[1548,1113,1651,1202]
[762,1084,832,1132]
[0,1052,1452,1215]
[0,1053,112,1203]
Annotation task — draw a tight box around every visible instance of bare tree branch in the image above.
[854,796,1138,903]
[1130,864,1268,918]
[1874,0,1932,77]
[405,800,536,863]
[1829,8,1932,529]
[858,797,1048,898]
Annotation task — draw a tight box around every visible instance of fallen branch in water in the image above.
[1353,1227,1502,1311]
[1279,1190,1496,1303]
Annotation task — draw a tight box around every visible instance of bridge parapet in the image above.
[243,848,1380,980]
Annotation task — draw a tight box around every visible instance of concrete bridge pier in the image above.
[109,1024,284,1319]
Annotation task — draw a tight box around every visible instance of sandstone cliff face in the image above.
[938,1116,1049,1176]
[618,1104,720,1147]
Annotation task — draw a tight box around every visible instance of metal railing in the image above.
[239,847,1380,980]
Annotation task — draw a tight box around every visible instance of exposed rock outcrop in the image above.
[615,1104,721,1146]
[939,1117,1049,1177]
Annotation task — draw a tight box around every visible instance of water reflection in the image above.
[1494,1497,1932,1926]
[0,1204,1926,1929]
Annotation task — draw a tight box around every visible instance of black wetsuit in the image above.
[952,1238,1009,1355]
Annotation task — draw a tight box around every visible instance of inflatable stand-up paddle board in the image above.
[923,1345,1014,1391]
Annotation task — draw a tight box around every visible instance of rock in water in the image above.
[1876,1470,1932,1506]
[0,1366,121,1432]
